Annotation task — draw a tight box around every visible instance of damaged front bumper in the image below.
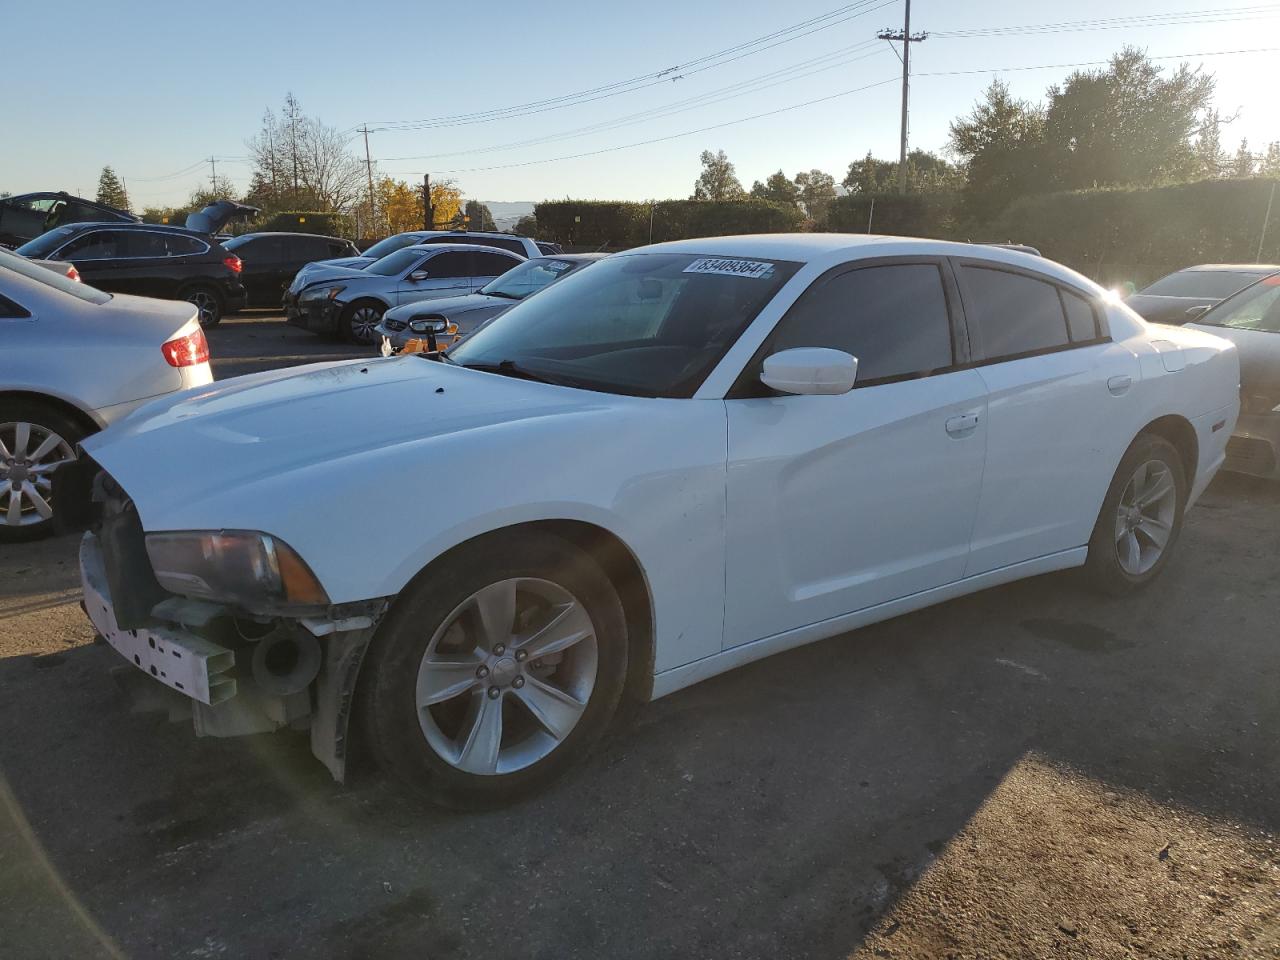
[78,505,387,782]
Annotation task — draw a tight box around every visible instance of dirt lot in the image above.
[2,315,1278,959]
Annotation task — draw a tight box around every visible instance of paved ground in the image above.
[206,310,373,379]
[2,316,1278,958]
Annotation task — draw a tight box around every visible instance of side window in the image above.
[58,230,124,260]
[483,237,526,256]
[960,265,1071,359]
[767,263,954,384]
[470,252,519,277]
[1061,288,1101,342]
[165,235,208,257]
[122,232,169,258]
[423,252,471,278]
[298,237,332,261]
[330,240,354,257]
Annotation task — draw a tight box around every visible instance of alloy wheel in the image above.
[0,422,75,528]
[415,577,599,775]
[349,306,384,344]
[186,290,220,326]
[1113,459,1177,576]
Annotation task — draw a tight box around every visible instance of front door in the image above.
[724,259,988,648]
[396,250,473,306]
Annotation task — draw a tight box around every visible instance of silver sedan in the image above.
[0,246,213,540]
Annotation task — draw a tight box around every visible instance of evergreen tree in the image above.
[95,166,130,211]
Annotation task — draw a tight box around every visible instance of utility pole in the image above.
[423,174,434,230]
[208,156,217,193]
[267,125,278,205]
[360,125,377,233]
[878,1,927,194]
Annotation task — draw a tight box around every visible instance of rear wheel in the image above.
[1084,432,1186,595]
[342,300,385,344]
[360,532,628,809]
[182,285,224,327]
[0,401,85,543]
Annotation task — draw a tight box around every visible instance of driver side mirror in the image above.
[760,347,858,396]
[409,270,430,282]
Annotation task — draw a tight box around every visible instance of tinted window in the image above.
[425,251,472,279]
[361,234,425,259]
[165,234,208,257]
[1139,270,1266,299]
[328,240,354,257]
[367,248,427,277]
[961,266,1069,359]
[1061,289,1100,342]
[58,230,127,260]
[768,263,954,383]
[122,232,169,258]
[15,226,79,259]
[470,252,520,277]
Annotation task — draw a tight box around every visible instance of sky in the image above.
[3,1,1277,208]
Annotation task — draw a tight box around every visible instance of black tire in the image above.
[1084,432,1187,596]
[360,531,628,809]
[181,284,224,327]
[341,299,385,345]
[0,400,88,543]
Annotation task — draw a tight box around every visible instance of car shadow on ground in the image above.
[0,474,1276,959]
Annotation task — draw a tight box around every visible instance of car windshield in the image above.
[0,245,112,303]
[15,226,79,259]
[479,258,581,300]
[1138,270,1267,299]
[447,252,800,398]
[361,234,423,260]
[366,248,425,277]
[1195,274,1280,333]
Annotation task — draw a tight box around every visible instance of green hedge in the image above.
[822,192,961,240]
[989,178,1280,286]
[255,211,354,238]
[532,199,804,248]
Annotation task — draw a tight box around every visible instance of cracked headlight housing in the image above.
[145,531,329,611]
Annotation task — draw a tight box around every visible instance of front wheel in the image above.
[342,300,385,344]
[360,532,628,809]
[1084,432,1187,595]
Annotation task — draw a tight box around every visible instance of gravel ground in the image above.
[1,316,1277,959]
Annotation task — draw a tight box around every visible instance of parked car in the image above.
[305,230,545,274]
[14,201,259,326]
[76,234,1238,807]
[286,244,524,343]
[1189,271,1280,478]
[0,246,211,541]
[1124,264,1280,325]
[376,253,608,349]
[221,232,359,308]
[0,191,139,249]
[29,258,81,282]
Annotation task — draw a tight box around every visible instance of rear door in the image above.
[723,258,989,647]
[233,236,282,304]
[467,251,522,291]
[954,260,1141,574]
[394,251,473,306]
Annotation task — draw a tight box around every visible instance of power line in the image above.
[388,77,900,177]
[368,0,894,131]
[912,45,1279,77]
[932,6,1280,38]
[380,42,889,162]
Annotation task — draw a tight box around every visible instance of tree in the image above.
[429,181,463,228]
[187,176,240,211]
[948,80,1046,222]
[1232,139,1255,178]
[794,169,837,222]
[844,150,963,195]
[95,166,130,211]
[1262,142,1280,177]
[749,170,801,207]
[465,199,496,231]
[245,95,364,213]
[692,149,745,201]
[374,177,423,234]
[514,214,539,236]
[1042,47,1217,189]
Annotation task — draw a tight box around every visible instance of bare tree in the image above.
[298,117,365,212]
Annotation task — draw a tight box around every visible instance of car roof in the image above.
[229,231,349,241]
[401,243,524,257]
[1179,264,1280,273]
[56,221,211,239]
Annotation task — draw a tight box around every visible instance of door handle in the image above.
[1107,375,1132,396]
[945,413,980,436]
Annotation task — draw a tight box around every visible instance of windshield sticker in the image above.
[683,257,775,279]
[545,260,573,273]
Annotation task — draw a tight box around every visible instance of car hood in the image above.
[81,357,609,529]
[293,264,376,292]
[384,293,509,322]
[319,255,376,270]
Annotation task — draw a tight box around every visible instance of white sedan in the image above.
[78,235,1238,807]
[0,246,212,540]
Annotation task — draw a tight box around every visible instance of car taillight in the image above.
[223,255,242,274]
[65,265,81,282]
[162,328,210,367]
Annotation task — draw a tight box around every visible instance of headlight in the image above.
[326,285,346,301]
[145,531,329,611]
